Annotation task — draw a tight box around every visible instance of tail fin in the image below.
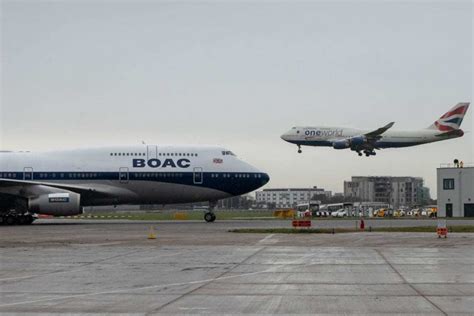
[428,102,470,132]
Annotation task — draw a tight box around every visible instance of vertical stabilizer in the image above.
[428,102,470,132]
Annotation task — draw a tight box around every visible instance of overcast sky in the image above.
[1,0,472,197]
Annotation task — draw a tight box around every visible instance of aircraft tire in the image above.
[17,216,26,225]
[5,216,15,225]
[24,215,35,225]
[204,212,215,223]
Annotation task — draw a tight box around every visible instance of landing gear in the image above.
[204,212,216,223]
[358,151,363,156]
[297,145,302,154]
[363,150,376,157]
[204,201,217,223]
[0,211,36,226]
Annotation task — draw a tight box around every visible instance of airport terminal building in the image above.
[344,176,430,209]
[437,165,474,217]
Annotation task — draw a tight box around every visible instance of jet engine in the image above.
[332,139,350,149]
[28,191,82,216]
[332,136,366,149]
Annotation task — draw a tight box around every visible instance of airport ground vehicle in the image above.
[374,208,387,217]
[295,201,320,217]
[393,210,406,217]
[331,209,348,217]
[0,145,269,224]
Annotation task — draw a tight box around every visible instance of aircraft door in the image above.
[147,145,158,160]
[119,167,129,184]
[193,167,203,184]
[24,167,33,180]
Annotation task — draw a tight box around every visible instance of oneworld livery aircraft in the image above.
[0,145,269,224]
[281,102,470,157]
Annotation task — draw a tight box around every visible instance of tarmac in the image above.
[1,219,473,315]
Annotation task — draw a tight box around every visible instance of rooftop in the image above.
[439,162,473,169]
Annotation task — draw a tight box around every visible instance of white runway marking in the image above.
[256,234,278,245]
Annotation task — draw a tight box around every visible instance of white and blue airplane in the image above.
[0,145,269,224]
[281,103,470,157]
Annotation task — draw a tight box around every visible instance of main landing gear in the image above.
[0,211,36,225]
[356,150,376,157]
[297,145,302,154]
[363,150,376,157]
[204,201,217,223]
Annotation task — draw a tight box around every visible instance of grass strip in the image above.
[229,226,474,234]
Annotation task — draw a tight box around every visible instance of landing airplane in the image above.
[281,102,470,157]
[0,145,269,225]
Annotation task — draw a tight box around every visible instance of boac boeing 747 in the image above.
[281,102,470,157]
[0,145,269,224]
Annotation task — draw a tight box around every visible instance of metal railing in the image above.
[439,162,473,168]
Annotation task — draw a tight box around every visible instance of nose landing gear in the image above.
[204,201,217,223]
[204,212,216,223]
[297,145,302,154]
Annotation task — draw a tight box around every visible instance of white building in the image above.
[255,187,331,208]
[437,165,474,217]
[344,176,429,208]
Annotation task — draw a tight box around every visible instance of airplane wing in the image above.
[0,178,132,202]
[364,122,395,139]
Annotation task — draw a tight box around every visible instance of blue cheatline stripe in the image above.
[0,171,269,196]
[290,140,424,148]
[443,117,463,125]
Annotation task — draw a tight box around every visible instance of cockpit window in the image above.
[222,151,236,156]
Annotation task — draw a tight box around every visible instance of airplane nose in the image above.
[261,173,270,186]
[280,133,288,141]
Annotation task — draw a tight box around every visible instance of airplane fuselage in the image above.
[0,145,270,208]
[281,126,463,149]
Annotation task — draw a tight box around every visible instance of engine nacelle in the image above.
[332,136,366,149]
[28,192,82,216]
[349,136,366,146]
[332,139,350,149]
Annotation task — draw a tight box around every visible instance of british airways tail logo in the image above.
[133,158,191,168]
[435,103,469,132]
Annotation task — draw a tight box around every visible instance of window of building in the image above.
[443,179,455,190]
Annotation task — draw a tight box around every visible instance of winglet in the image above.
[384,122,395,130]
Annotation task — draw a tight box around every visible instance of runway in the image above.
[1,219,473,315]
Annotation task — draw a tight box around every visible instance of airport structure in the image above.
[437,164,474,217]
[255,187,331,208]
[344,176,430,208]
